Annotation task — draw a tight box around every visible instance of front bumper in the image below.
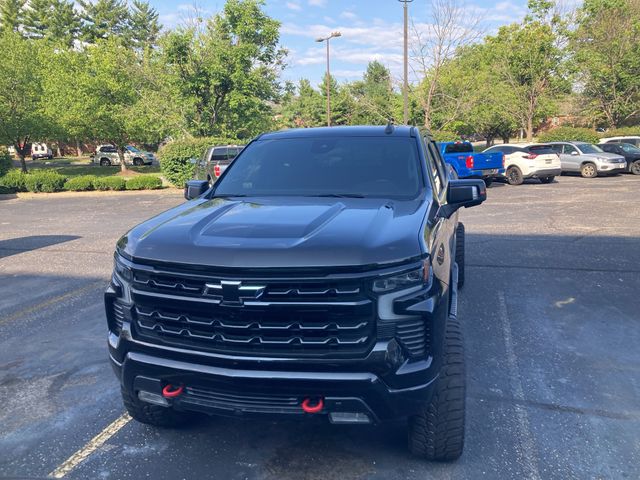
[525,167,562,178]
[597,163,626,172]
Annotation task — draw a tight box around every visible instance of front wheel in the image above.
[539,176,555,184]
[630,160,640,175]
[408,316,465,461]
[133,158,144,166]
[100,158,111,166]
[506,166,524,185]
[580,162,597,178]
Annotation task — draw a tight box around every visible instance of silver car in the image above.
[193,145,244,184]
[548,142,626,178]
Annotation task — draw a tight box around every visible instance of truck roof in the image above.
[259,125,416,140]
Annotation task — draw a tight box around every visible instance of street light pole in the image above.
[398,0,413,125]
[316,31,342,127]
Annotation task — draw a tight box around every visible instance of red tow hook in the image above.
[162,384,184,399]
[301,397,324,414]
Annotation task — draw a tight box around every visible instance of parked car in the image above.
[548,141,626,177]
[599,142,640,175]
[599,136,640,147]
[105,125,487,461]
[437,141,504,186]
[92,144,155,166]
[31,143,53,160]
[483,144,561,185]
[193,145,244,184]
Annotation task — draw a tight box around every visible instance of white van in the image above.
[31,143,53,160]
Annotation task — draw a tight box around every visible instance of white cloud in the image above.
[308,0,327,6]
[286,2,302,11]
[339,10,358,20]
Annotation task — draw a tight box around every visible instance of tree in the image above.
[129,0,161,52]
[412,0,483,129]
[161,0,285,138]
[78,0,129,44]
[23,0,50,39]
[0,0,24,34]
[0,33,54,172]
[572,0,640,127]
[49,0,80,47]
[281,79,324,127]
[349,61,397,125]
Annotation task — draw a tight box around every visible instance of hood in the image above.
[118,197,428,269]
[583,152,624,160]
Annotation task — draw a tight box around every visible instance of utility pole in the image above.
[316,31,342,127]
[398,0,413,125]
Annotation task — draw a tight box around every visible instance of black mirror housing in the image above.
[439,179,487,218]
[184,180,209,200]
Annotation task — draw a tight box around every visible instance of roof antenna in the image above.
[385,118,395,134]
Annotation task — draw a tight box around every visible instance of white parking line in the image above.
[497,291,542,480]
[48,413,131,478]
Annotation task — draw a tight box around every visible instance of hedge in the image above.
[538,127,600,144]
[0,148,11,177]
[23,169,67,192]
[0,169,26,191]
[64,175,97,191]
[94,176,126,191]
[599,127,640,138]
[159,136,239,187]
[125,175,163,190]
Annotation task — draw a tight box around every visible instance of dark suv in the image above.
[105,126,486,460]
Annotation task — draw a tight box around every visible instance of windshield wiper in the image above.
[312,193,366,198]
[212,194,248,198]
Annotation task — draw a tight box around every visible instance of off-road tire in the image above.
[121,387,194,428]
[506,166,524,185]
[539,176,555,184]
[630,160,640,175]
[100,158,111,166]
[408,316,465,461]
[455,223,465,290]
[580,162,597,178]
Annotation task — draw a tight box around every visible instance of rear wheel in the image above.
[408,316,465,461]
[121,387,195,428]
[580,162,597,178]
[100,158,111,166]
[539,176,555,184]
[506,166,524,185]
[630,160,640,175]
[455,223,465,290]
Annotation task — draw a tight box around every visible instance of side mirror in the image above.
[439,179,487,219]
[570,151,579,156]
[188,158,198,164]
[184,180,209,200]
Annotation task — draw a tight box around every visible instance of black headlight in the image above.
[113,254,133,283]
[372,260,431,293]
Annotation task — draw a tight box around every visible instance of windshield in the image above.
[577,143,603,154]
[214,136,423,199]
[126,146,141,153]
[619,143,640,153]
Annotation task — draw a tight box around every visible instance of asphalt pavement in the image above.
[1,176,639,479]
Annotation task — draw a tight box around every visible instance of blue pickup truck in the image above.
[438,141,504,186]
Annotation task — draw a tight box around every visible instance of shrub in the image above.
[0,148,11,177]
[94,176,126,191]
[599,126,640,138]
[126,175,163,190]
[64,175,97,191]
[159,136,239,187]
[23,169,67,193]
[0,169,27,192]
[538,127,599,144]
[431,130,460,142]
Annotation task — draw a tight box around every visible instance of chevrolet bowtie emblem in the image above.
[204,280,265,305]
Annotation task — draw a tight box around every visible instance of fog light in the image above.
[328,412,371,424]
[138,390,170,407]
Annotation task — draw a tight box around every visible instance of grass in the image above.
[22,158,162,179]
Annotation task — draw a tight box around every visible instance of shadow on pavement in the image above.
[0,235,81,259]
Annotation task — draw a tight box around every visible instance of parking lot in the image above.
[1,175,639,479]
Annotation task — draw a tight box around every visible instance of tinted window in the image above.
[600,144,617,153]
[228,148,241,158]
[425,139,445,195]
[576,143,603,154]
[215,136,423,199]
[99,145,117,153]
[526,145,556,154]
[619,143,640,153]
[444,142,473,154]
[549,144,563,154]
[563,144,577,154]
[212,148,227,161]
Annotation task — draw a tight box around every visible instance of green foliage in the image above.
[64,175,96,191]
[600,126,640,138]
[0,169,26,191]
[94,176,126,190]
[129,0,161,51]
[0,149,12,177]
[431,131,460,142]
[23,169,67,192]
[0,0,24,34]
[125,175,162,190]
[77,0,129,44]
[281,79,325,128]
[538,127,600,143]
[159,137,238,187]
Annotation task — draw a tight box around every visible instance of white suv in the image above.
[483,144,562,185]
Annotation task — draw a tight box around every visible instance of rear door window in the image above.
[444,143,473,154]
[563,144,578,155]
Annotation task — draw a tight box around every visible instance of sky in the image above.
[148,0,530,87]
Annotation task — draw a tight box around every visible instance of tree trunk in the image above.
[502,135,510,144]
[526,117,533,142]
[16,141,29,173]
[485,137,492,148]
[76,139,83,157]
[118,146,128,173]
[56,142,62,158]
[17,152,27,173]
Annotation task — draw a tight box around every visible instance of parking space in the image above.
[1,176,639,479]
